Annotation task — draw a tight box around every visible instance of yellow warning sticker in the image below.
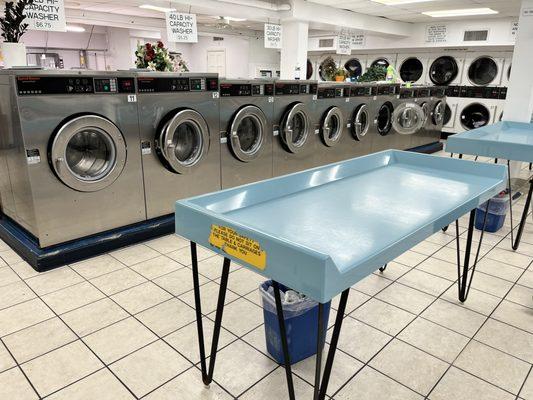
[209,225,267,270]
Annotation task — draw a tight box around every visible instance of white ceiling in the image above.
[307,0,521,22]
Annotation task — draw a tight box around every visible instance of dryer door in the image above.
[443,104,452,126]
[280,102,311,154]
[376,102,394,136]
[228,105,267,162]
[400,57,424,83]
[468,57,498,86]
[432,101,445,125]
[320,106,344,147]
[352,104,370,141]
[50,115,127,192]
[392,102,425,135]
[460,103,491,130]
[429,56,459,85]
[344,58,363,80]
[158,109,209,174]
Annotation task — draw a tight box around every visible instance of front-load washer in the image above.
[397,53,429,85]
[397,86,422,149]
[136,72,220,219]
[456,86,498,132]
[219,79,274,189]
[371,83,401,152]
[0,70,145,248]
[422,86,446,145]
[442,86,461,135]
[366,54,397,71]
[272,80,318,176]
[309,54,339,82]
[427,51,466,86]
[347,83,376,158]
[462,52,506,87]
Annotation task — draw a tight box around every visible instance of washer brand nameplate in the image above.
[209,225,266,270]
[26,149,40,165]
[141,141,152,155]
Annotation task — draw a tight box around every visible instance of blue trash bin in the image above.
[260,280,331,365]
[475,193,509,233]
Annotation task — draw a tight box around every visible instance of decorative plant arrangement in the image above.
[357,65,387,83]
[321,56,337,81]
[0,0,34,43]
[334,67,346,82]
[171,52,189,72]
[135,41,174,72]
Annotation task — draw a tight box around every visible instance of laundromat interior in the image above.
[0,0,532,399]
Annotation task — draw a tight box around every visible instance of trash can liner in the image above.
[260,281,319,318]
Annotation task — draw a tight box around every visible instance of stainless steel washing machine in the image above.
[410,86,432,148]
[346,83,375,158]
[272,80,318,176]
[0,70,145,248]
[423,86,446,145]
[371,83,401,152]
[136,72,220,219]
[219,79,274,189]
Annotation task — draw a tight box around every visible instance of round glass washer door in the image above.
[400,57,424,83]
[376,102,394,136]
[352,104,370,141]
[429,56,459,85]
[228,105,267,162]
[443,104,452,126]
[432,101,445,125]
[158,109,209,174]
[50,115,126,192]
[320,106,344,147]
[392,102,425,135]
[281,103,310,154]
[460,103,491,130]
[420,102,429,125]
[468,57,498,86]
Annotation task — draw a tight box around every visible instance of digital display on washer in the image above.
[220,84,252,97]
[399,88,414,99]
[377,85,396,96]
[351,86,375,97]
[137,77,190,93]
[317,87,336,99]
[16,76,135,95]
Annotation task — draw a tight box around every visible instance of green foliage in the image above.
[135,41,174,72]
[321,56,337,81]
[357,65,387,83]
[0,0,34,43]
[334,67,346,77]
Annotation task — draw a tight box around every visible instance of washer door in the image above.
[460,103,491,130]
[352,104,369,141]
[429,56,459,85]
[443,104,452,126]
[392,102,425,135]
[432,101,445,125]
[158,109,209,174]
[468,57,498,86]
[400,57,424,83]
[320,106,343,147]
[376,102,393,136]
[228,105,267,162]
[51,115,126,192]
[306,59,313,80]
[281,103,310,154]
[420,102,429,124]
[344,58,363,80]
[371,58,390,69]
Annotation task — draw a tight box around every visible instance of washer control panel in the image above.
[16,76,136,95]
[137,77,219,93]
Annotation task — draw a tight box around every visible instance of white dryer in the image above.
[461,51,506,87]
[396,53,429,85]
[427,51,466,86]
[494,87,507,123]
[343,55,367,81]
[366,54,398,71]
[501,51,514,87]
[308,53,340,82]
[456,86,498,132]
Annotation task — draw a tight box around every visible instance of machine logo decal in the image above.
[26,149,41,165]
[209,225,267,270]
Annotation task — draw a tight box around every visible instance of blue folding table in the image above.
[175,150,506,400]
[446,121,533,250]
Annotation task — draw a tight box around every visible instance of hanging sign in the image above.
[523,7,533,17]
[510,21,519,41]
[264,24,282,49]
[166,12,198,43]
[24,0,66,32]
[425,24,448,43]
[351,33,366,48]
[337,29,353,55]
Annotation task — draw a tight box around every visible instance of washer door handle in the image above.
[55,157,64,174]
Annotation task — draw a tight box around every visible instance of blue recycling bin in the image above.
[260,280,331,365]
[475,194,509,233]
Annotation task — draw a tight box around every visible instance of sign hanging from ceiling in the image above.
[351,33,366,48]
[24,0,66,32]
[264,24,282,49]
[337,28,355,55]
[510,21,519,41]
[425,24,448,43]
[166,12,198,43]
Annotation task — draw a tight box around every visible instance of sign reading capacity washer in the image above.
[264,23,282,49]
[24,0,66,32]
[166,12,198,43]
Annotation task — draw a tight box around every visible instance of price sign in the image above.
[351,33,365,48]
[264,24,282,49]
[337,34,351,55]
[425,24,448,43]
[25,0,66,32]
[166,12,198,43]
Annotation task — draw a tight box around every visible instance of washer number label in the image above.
[212,92,220,99]
[128,95,137,103]
[141,141,152,155]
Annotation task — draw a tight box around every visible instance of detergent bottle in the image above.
[386,65,395,82]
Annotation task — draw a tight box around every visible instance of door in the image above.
[376,102,394,136]
[392,103,425,135]
[399,57,424,83]
[157,109,210,174]
[207,50,226,77]
[431,101,445,126]
[228,105,267,162]
[468,57,498,86]
[429,56,459,85]
[320,107,344,147]
[280,103,311,153]
[352,104,370,141]
[50,115,127,192]
[460,103,491,130]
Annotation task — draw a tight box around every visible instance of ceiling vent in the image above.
[464,30,489,42]
[318,38,335,48]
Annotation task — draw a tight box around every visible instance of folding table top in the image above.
[175,151,507,302]
[446,121,533,163]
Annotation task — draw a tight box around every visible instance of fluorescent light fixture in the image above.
[423,8,498,17]
[139,4,176,13]
[371,0,434,5]
[66,25,86,32]
[210,15,246,22]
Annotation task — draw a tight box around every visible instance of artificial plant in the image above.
[0,0,34,43]
[357,65,387,83]
[135,41,174,72]
[321,56,337,81]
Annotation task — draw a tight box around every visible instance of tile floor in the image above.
[0,152,532,399]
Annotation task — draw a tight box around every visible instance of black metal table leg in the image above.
[191,242,231,386]
[507,167,533,251]
[379,264,387,272]
[455,207,489,303]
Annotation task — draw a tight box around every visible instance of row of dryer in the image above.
[309,50,513,87]
[0,70,444,249]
